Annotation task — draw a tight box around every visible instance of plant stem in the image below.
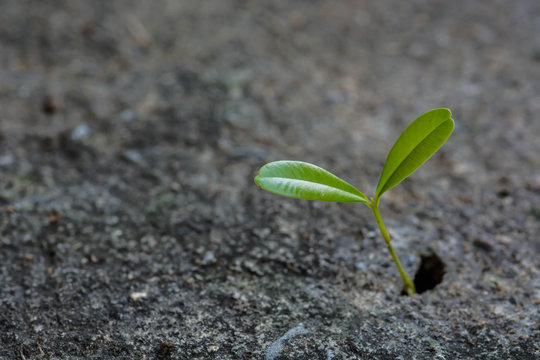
[368,199,416,295]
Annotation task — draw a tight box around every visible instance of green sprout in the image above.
[255,108,454,295]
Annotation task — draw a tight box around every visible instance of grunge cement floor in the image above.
[1,1,539,359]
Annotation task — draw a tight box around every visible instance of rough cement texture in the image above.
[1,1,539,359]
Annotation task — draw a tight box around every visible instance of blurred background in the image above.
[2,1,539,190]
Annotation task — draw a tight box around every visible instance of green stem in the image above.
[368,198,416,295]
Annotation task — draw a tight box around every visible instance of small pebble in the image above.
[130,291,148,301]
[159,341,175,356]
[42,95,57,115]
[47,210,61,224]
[265,325,309,360]
[201,251,216,266]
[473,237,494,252]
[70,124,90,140]
[122,150,144,165]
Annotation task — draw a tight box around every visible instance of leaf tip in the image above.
[254,174,262,187]
[441,107,452,117]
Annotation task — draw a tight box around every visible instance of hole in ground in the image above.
[413,253,446,294]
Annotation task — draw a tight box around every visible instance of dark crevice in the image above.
[413,253,446,294]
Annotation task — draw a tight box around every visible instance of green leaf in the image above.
[255,160,368,203]
[376,108,454,197]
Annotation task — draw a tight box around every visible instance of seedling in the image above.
[254,108,454,295]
